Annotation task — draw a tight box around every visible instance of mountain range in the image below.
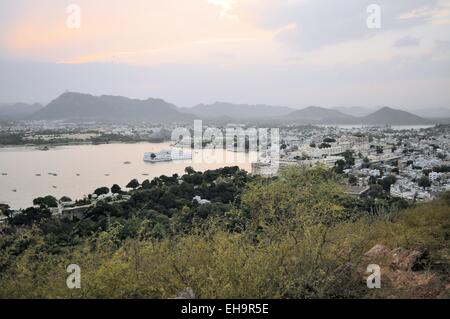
[0,103,43,120]
[31,92,195,122]
[0,92,440,125]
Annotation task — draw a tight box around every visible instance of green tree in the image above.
[33,196,58,208]
[60,196,72,203]
[362,157,371,169]
[348,174,358,186]
[141,180,152,189]
[0,204,12,219]
[126,179,140,189]
[334,160,346,174]
[379,175,397,193]
[94,187,110,196]
[343,150,355,167]
[418,176,431,189]
[111,184,122,194]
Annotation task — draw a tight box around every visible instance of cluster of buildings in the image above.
[0,120,176,144]
[252,124,450,202]
[1,120,449,206]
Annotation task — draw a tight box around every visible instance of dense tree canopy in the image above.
[0,166,448,299]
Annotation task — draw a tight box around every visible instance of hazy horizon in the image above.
[2,91,450,119]
[1,1,450,110]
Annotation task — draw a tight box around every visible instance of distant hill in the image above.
[32,92,194,122]
[409,107,450,119]
[2,93,438,125]
[332,106,377,117]
[186,102,295,120]
[285,106,354,123]
[359,107,433,125]
[0,103,43,120]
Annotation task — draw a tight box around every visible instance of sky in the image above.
[0,0,450,111]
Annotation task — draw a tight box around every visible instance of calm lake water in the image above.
[0,143,257,209]
[318,124,435,130]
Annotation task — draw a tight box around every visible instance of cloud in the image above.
[394,35,421,47]
[435,39,450,50]
[207,0,239,20]
[0,0,450,110]
[0,0,267,64]
[241,0,443,50]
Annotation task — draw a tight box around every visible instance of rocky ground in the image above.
[363,244,450,299]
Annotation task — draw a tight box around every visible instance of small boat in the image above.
[35,174,41,177]
[142,173,149,176]
[123,161,131,165]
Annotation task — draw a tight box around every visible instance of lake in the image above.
[318,124,435,130]
[0,143,257,209]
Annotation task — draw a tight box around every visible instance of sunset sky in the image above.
[1,0,450,110]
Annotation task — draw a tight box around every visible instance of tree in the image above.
[126,179,140,189]
[111,184,122,194]
[141,180,152,189]
[33,196,58,208]
[185,166,196,175]
[348,174,358,186]
[334,160,346,174]
[362,157,371,169]
[418,176,431,189]
[367,184,384,198]
[94,187,110,196]
[343,150,355,167]
[0,204,12,219]
[379,175,397,192]
[60,196,72,203]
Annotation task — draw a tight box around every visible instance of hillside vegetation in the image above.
[0,166,449,298]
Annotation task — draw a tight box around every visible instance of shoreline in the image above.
[0,139,170,150]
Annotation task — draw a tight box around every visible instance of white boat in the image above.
[143,149,192,163]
